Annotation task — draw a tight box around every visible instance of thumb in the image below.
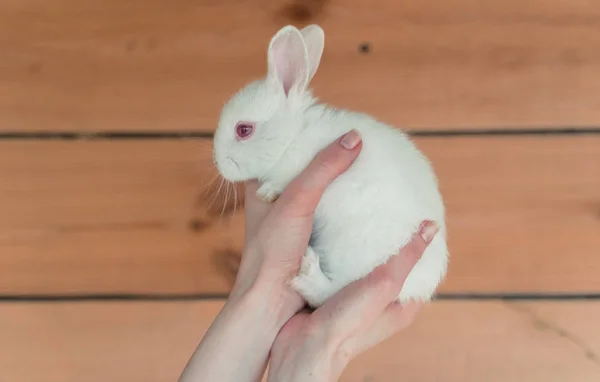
[243,180,272,240]
[273,130,362,220]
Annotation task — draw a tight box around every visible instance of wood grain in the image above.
[0,136,598,295]
[0,300,598,382]
[2,0,600,132]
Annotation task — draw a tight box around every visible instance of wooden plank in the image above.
[2,0,600,132]
[0,136,599,295]
[0,300,598,382]
[524,302,600,357]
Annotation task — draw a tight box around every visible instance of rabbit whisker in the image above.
[206,176,225,212]
[221,181,231,218]
[202,172,220,197]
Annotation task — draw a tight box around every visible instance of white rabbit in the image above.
[213,24,449,307]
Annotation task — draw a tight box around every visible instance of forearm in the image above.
[178,281,300,382]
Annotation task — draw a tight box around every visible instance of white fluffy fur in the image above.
[213,25,449,308]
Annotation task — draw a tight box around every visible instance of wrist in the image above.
[268,336,349,382]
[231,271,304,329]
[308,333,351,381]
[179,292,272,382]
[180,280,295,382]
[229,250,305,328]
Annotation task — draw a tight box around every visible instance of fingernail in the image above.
[419,221,439,243]
[339,129,361,149]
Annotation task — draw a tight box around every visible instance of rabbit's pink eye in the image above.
[235,123,254,140]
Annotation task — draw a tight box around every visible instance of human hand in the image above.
[229,129,364,322]
[179,131,364,382]
[266,221,439,382]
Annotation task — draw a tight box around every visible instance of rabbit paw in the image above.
[256,182,281,203]
[291,247,333,308]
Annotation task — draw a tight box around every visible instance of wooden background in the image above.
[1,0,599,381]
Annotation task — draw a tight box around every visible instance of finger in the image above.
[311,220,439,337]
[243,180,272,240]
[274,130,362,220]
[363,220,439,308]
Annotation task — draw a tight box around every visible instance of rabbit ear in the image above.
[300,24,324,83]
[267,25,310,96]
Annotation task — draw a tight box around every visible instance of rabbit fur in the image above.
[212,24,449,308]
